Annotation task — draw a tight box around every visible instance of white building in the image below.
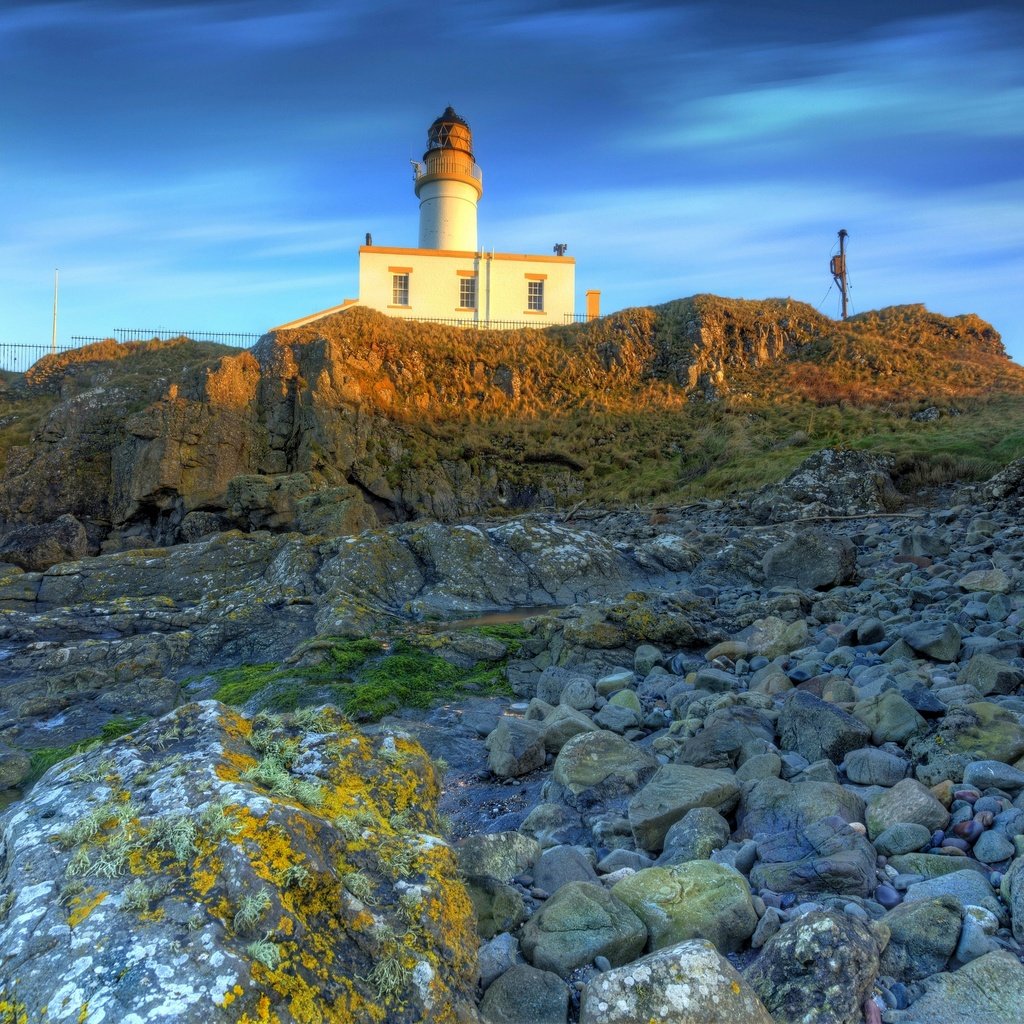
[276,108,599,332]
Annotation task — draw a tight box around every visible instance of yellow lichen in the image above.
[0,999,28,1024]
[66,889,109,928]
[216,984,244,1009]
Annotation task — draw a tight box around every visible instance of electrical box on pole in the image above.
[830,229,849,319]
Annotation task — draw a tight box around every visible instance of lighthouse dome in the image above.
[425,106,474,159]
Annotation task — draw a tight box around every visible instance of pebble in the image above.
[952,820,983,843]
[874,884,901,909]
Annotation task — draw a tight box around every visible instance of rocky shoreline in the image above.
[2,448,1024,1021]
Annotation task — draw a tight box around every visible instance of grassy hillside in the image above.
[2,299,1022,527]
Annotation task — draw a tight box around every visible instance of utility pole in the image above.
[51,268,59,354]
[830,230,849,319]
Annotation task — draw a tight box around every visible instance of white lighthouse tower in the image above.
[413,107,483,251]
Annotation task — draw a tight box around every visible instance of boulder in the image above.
[634,644,663,677]
[908,702,1024,770]
[560,676,597,710]
[487,717,546,778]
[550,730,658,811]
[579,939,774,1024]
[1002,856,1024,944]
[749,448,897,523]
[0,516,88,573]
[745,910,889,1024]
[844,747,909,787]
[746,616,809,659]
[466,876,528,940]
[0,702,479,1024]
[957,568,1011,594]
[608,688,641,713]
[874,823,931,858]
[737,777,865,839]
[963,760,1024,793]
[0,742,31,789]
[881,952,1024,1024]
[959,654,1024,696]
[612,860,757,953]
[519,803,588,850]
[750,815,877,897]
[901,621,962,662]
[777,691,872,765]
[478,933,522,991]
[851,690,926,746]
[656,807,731,866]
[0,513,88,571]
[904,870,1004,923]
[676,707,776,770]
[887,853,988,881]
[637,534,703,572]
[596,670,636,696]
[533,845,599,894]
[457,831,541,883]
[981,457,1024,504]
[866,778,950,840]
[480,963,570,1024]
[974,830,1016,865]
[762,530,856,590]
[540,704,600,754]
[592,702,641,734]
[519,881,647,976]
[537,667,594,706]
[628,764,740,852]
[879,896,963,982]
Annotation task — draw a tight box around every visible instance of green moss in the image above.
[327,637,387,672]
[207,633,514,723]
[211,664,279,705]
[468,622,528,653]
[341,641,511,721]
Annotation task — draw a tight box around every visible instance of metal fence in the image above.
[0,341,78,374]
[111,328,260,345]
[0,329,261,375]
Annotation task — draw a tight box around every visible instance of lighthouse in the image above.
[275,107,597,332]
[413,107,483,251]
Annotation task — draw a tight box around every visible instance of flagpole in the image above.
[51,268,59,354]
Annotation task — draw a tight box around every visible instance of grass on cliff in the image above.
[415,391,1024,507]
[208,631,518,721]
[667,392,1024,501]
[26,716,149,783]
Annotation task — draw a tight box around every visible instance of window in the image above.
[459,276,477,309]
[392,274,409,306]
[527,280,544,311]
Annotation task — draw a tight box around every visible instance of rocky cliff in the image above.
[0,298,1020,555]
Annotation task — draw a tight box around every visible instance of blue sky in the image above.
[3,0,1023,363]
